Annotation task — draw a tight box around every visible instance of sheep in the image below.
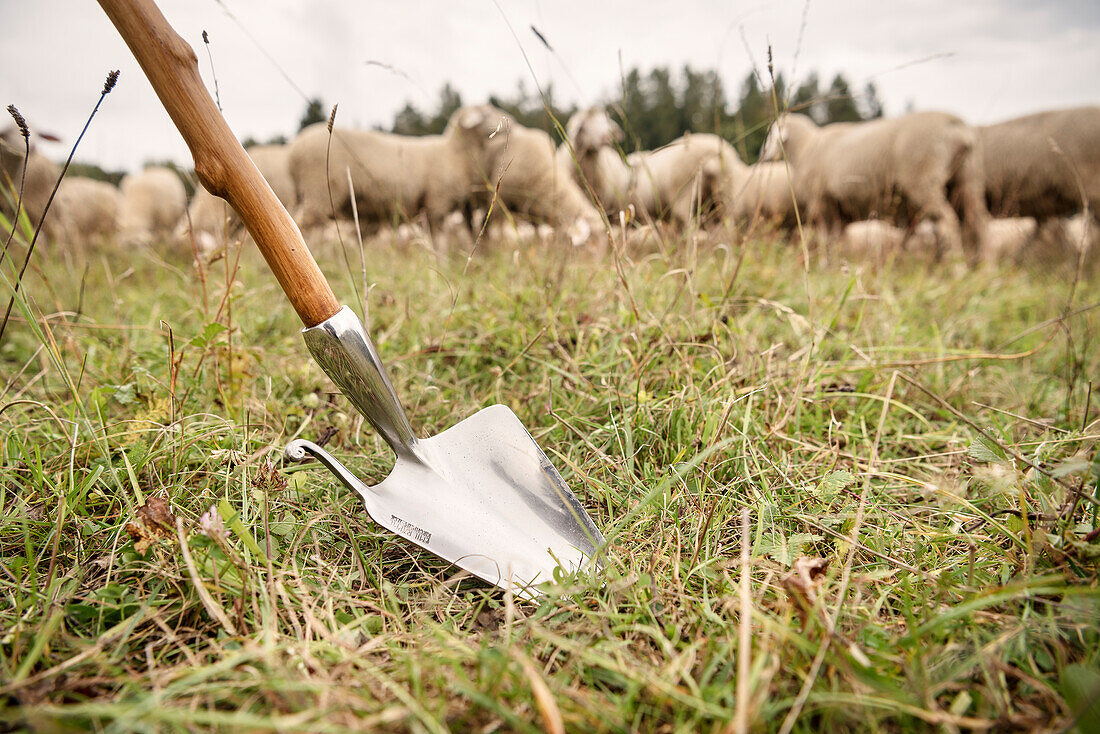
[118,166,187,244]
[1062,213,1097,256]
[560,108,632,214]
[628,133,745,226]
[176,144,295,252]
[288,105,501,245]
[839,220,906,261]
[837,220,939,264]
[1,126,60,239]
[562,107,746,227]
[52,176,122,245]
[468,110,604,245]
[978,106,1100,224]
[722,161,797,230]
[760,112,990,260]
[1017,215,1095,270]
[979,217,1039,264]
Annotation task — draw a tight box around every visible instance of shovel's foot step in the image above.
[284,438,370,499]
[284,438,313,462]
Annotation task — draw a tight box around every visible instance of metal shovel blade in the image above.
[286,307,604,598]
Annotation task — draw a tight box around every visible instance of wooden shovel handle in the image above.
[97,0,339,327]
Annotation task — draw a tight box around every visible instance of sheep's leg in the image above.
[951,160,991,266]
[925,203,963,263]
[905,173,962,262]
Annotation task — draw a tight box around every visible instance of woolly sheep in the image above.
[721,161,796,229]
[118,166,187,244]
[760,112,990,259]
[176,144,295,252]
[468,110,604,245]
[979,107,1100,223]
[563,107,745,227]
[52,176,122,245]
[1,126,60,238]
[288,105,500,244]
[838,220,937,263]
[978,217,1039,264]
[560,108,632,214]
[628,133,745,226]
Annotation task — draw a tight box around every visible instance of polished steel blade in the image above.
[286,306,604,598]
[289,406,603,598]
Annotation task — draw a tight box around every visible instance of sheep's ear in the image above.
[457,108,486,130]
[564,114,581,143]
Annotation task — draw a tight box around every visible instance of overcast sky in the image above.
[3,0,1099,173]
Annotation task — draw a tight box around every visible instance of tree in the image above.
[66,161,124,187]
[298,98,327,132]
[391,102,430,135]
[824,74,861,123]
[241,133,289,149]
[617,68,648,150]
[426,83,464,133]
[860,81,885,120]
[731,70,785,162]
[680,66,728,136]
[647,67,680,149]
[791,73,823,123]
[489,80,576,138]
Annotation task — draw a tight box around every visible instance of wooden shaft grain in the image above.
[97,0,340,327]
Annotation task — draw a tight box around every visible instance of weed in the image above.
[0,227,1097,731]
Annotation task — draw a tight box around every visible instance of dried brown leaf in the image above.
[126,496,176,556]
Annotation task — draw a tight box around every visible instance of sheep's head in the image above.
[447,104,509,149]
[759,115,788,161]
[0,125,30,165]
[565,108,623,154]
[760,113,817,162]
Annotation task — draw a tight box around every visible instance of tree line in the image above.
[85,64,882,179]
[379,66,885,163]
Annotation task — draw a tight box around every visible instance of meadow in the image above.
[1,223,1098,732]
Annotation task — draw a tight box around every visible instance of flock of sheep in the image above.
[2,102,1097,265]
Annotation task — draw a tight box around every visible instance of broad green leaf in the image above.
[817,470,856,500]
[968,434,1007,463]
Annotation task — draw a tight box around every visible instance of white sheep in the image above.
[288,105,501,245]
[559,108,632,214]
[176,144,295,252]
[118,166,187,244]
[760,112,990,260]
[52,176,122,246]
[562,107,745,227]
[721,161,796,231]
[979,106,1100,224]
[630,134,745,226]
[469,109,605,245]
[837,220,939,264]
[1,126,60,239]
[979,217,1039,264]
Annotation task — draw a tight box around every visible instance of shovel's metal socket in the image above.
[301,306,417,459]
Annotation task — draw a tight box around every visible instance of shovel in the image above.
[98,0,604,598]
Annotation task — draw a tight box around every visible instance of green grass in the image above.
[1,225,1098,732]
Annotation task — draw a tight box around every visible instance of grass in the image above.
[1,222,1098,732]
